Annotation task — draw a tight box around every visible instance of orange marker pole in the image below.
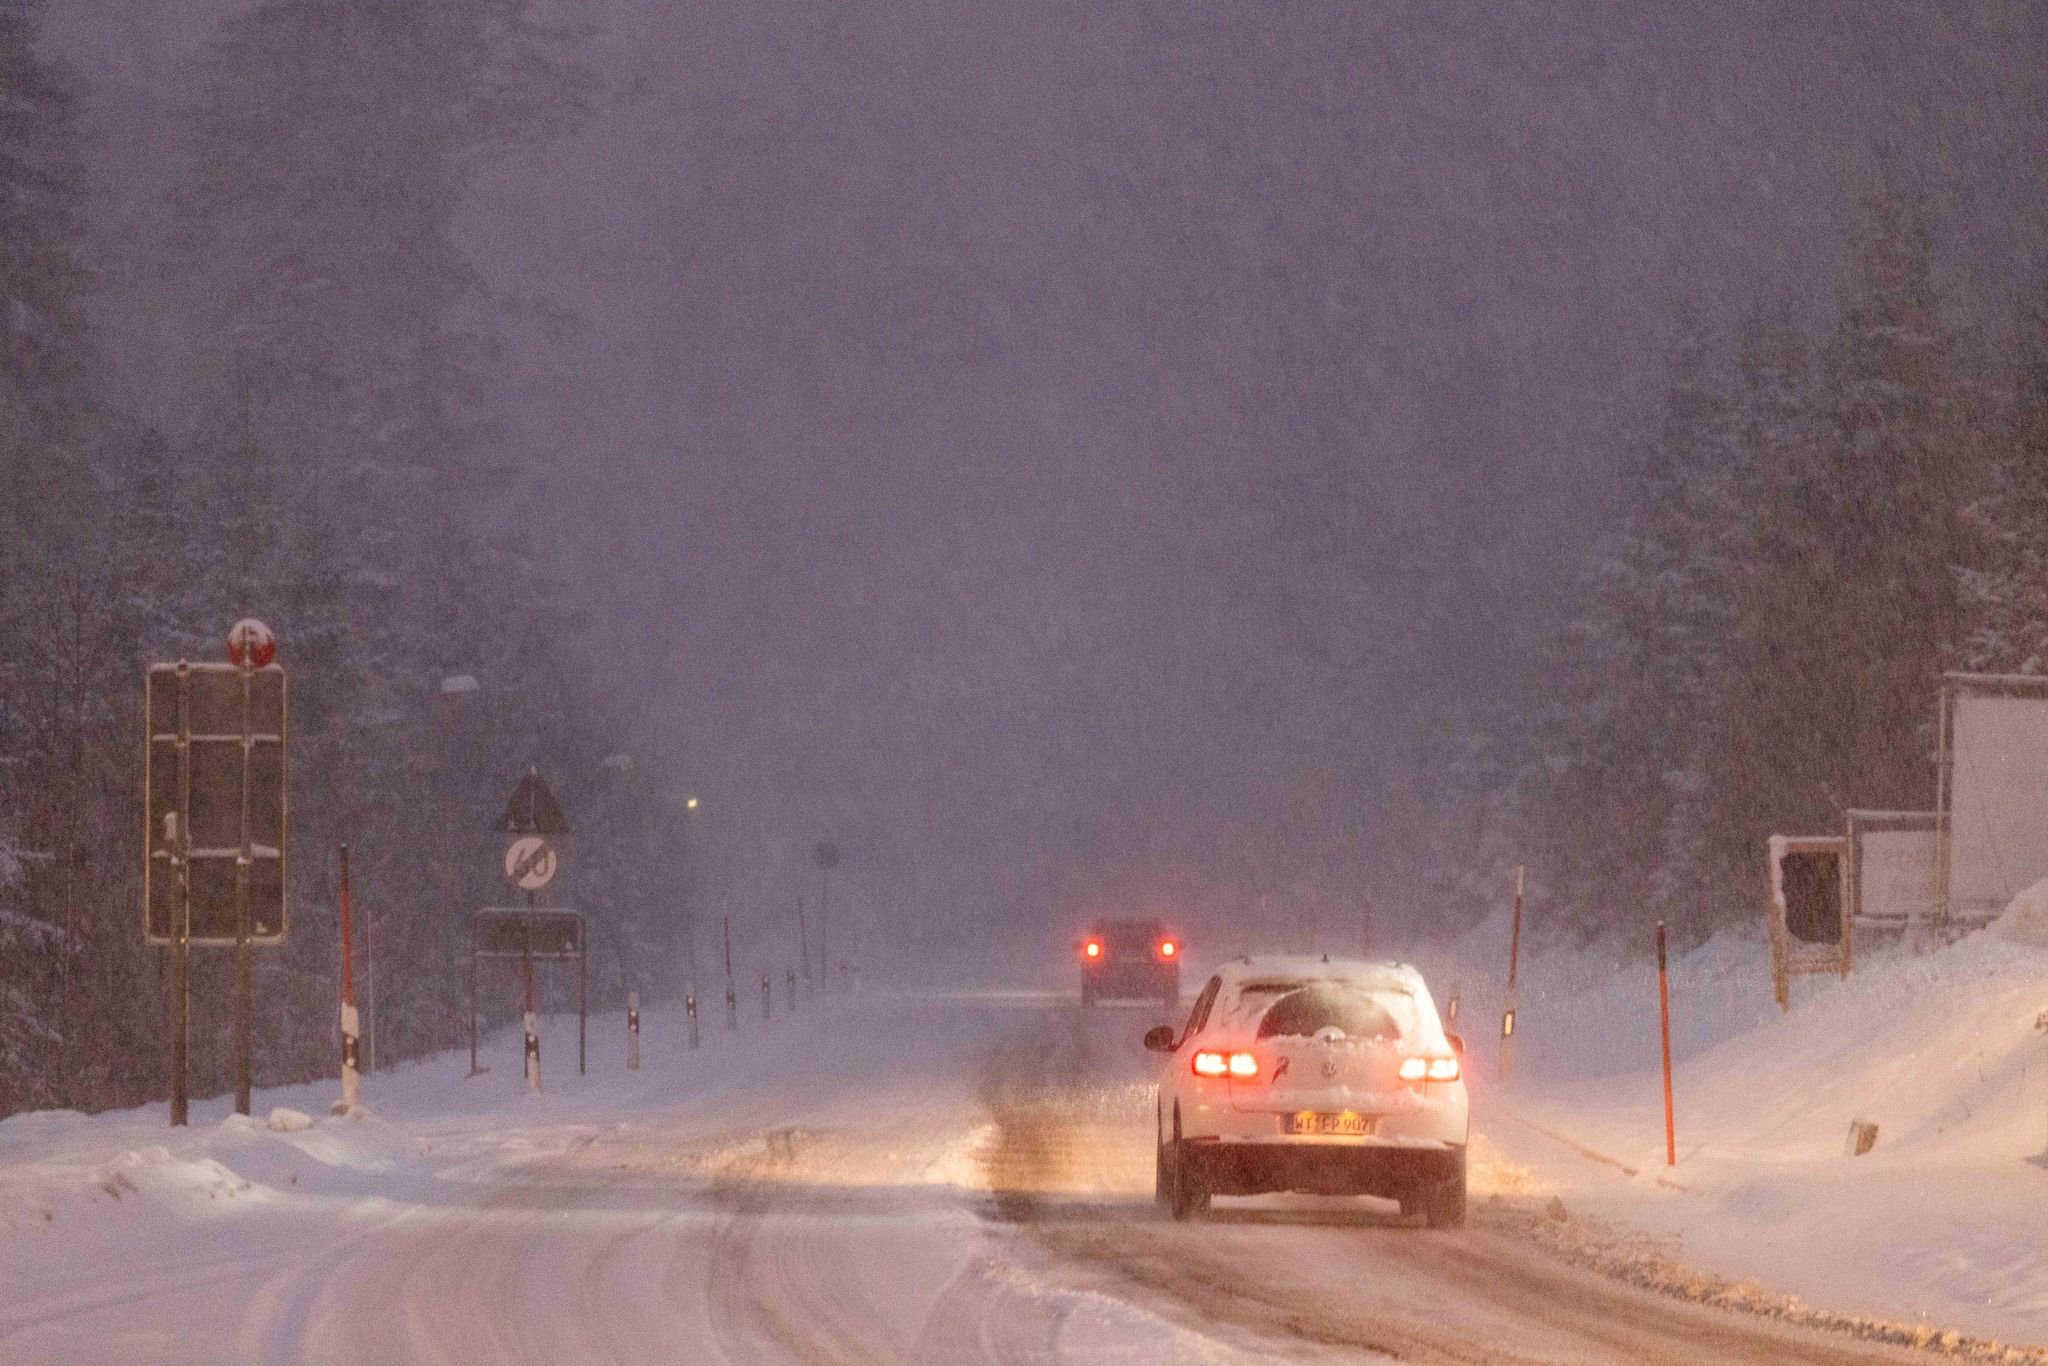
[1657,921,1675,1167]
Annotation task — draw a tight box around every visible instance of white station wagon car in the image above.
[1145,956,1469,1226]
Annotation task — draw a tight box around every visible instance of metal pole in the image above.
[687,988,699,1050]
[233,655,254,1116]
[1658,921,1676,1167]
[469,915,479,1075]
[1500,864,1523,1082]
[364,877,376,1075]
[169,662,191,1128]
[723,915,737,1030]
[578,934,587,1076]
[786,966,796,1012]
[795,894,811,988]
[523,906,540,1094]
[337,845,360,1113]
[820,868,830,991]
[761,972,771,1021]
[627,990,641,1071]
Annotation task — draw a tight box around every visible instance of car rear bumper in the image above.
[1182,1138,1463,1199]
[1081,962,1178,999]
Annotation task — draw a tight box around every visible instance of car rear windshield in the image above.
[1255,984,1415,1041]
[1099,921,1164,952]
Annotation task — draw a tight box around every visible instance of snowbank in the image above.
[1994,874,2048,948]
[1480,902,2048,1347]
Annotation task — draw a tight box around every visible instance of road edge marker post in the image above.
[761,972,772,1021]
[687,987,700,1049]
[1500,864,1524,1082]
[724,916,738,1031]
[335,844,360,1115]
[1658,920,1675,1167]
[627,990,641,1071]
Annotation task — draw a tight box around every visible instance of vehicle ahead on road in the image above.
[1144,955,1468,1227]
[1078,919,1181,1008]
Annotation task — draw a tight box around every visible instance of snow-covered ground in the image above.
[1437,892,2048,1351]
[0,993,1300,1363]
[9,905,2048,1361]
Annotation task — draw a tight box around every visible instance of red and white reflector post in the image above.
[334,844,361,1116]
[1657,920,1675,1167]
[1500,864,1524,1081]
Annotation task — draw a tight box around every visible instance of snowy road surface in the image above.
[1,989,1946,1363]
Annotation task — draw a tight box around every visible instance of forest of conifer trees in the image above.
[1427,194,2048,948]
[0,0,683,1120]
[3,0,2044,1119]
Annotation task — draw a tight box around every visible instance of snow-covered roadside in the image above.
[0,995,883,1355]
[1436,902,2048,1350]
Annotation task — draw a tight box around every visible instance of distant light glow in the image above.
[1083,939,1102,959]
[686,797,699,810]
[1158,939,1177,958]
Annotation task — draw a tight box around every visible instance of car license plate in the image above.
[1287,1112,1378,1136]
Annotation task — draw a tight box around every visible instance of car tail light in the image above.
[1083,939,1102,960]
[1193,1050,1258,1079]
[1400,1056,1461,1083]
[1158,938,1177,959]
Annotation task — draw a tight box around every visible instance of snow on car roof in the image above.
[1213,955,1422,989]
[1205,957,1440,1037]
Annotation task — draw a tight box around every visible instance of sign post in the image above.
[470,907,584,1094]
[145,623,287,1126]
[494,769,569,1092]
[1765,835,1851,1010]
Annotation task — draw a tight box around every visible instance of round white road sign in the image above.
[505,836,558,891]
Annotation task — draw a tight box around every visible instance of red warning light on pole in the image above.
[1083,939,1102,960]
[227,618,278,668]
[1158,939,1177,959]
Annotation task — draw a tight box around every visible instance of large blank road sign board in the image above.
[145,663,288,943]
[474,908,583,959]
[1940,674,2048,923]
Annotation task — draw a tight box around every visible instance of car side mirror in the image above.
[1445,1031,1465,1058]
[1143,1025,1177,1053]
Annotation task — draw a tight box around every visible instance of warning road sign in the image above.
[505,836,558,891]
[497,767,568,836]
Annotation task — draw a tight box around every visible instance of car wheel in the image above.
[1168,1106,1208,1221]
[1423,1147,1467,1229]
